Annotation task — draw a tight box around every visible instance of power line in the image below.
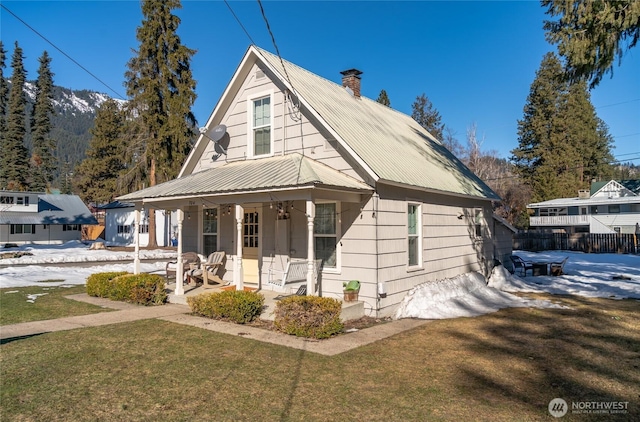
[223,0,256,45]
[595,98,640,109]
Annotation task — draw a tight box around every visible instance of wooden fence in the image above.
[513,232,639,254]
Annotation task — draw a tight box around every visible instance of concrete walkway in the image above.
[0,294,430,356]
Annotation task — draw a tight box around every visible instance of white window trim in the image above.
[202,206,220,253]
[247,89,274,158]
[407,202,422,270]
[315,201,341,274]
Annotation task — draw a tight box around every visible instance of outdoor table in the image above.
[531,262,549,276]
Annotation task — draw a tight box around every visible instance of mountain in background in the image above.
[19,81,126,182]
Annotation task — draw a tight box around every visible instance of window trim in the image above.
[203,206,219,255]
[474,208,484,239]
[407,202,422,270]
[247,89,274,158]
[314,201,341,274]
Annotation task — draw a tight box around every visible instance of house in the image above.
[118,46,502,317]
[97,200,176,247]
[0,191,98,245]
[528,180,640,234]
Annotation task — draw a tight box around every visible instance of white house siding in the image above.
[103,208,174,247]
[192,63,367,184]
[0,224,81,245]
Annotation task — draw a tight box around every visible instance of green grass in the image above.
[0,293,638,421]
[0,285,111,325]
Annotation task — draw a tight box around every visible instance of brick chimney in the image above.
[340,69,363,98]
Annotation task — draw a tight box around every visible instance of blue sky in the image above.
[2,0,639,163]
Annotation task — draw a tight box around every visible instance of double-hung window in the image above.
[250,94,272,157]
[203,207,218,255]
[314,202,339,270]
[407,203,421,267]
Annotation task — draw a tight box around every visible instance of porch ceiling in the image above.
[117,153,373,202]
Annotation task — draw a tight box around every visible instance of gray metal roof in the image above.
[118,153,373,201]
[0,195,98,225]
[254,47,499,201]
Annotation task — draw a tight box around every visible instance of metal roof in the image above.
[118,153,373,201]
[253,47,499,201]
[0,195,98,225]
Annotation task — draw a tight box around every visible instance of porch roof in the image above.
[118,153,373,202]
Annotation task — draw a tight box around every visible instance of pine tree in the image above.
[30,51,57,192]
[376,89,391,107]
[512,52,614,202]
[411,93,444,141]
[0,41,8,187]
[4,42,30,191]
[543,0,640,88]
[74,99,126,204]
[124,0,197,247]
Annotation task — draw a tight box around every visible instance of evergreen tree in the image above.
[30,51,57,192]
[543,0,640,88]
[512,52,614,202]
[74,99,126,204]
[376,89,391,107]
[3,42,30,191]
[124,0,197,247]
[0,41,8,187]
[411,93,444,141]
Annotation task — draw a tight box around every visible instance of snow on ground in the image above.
[2,243,639,319]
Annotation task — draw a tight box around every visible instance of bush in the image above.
[86,272,128,297]
[85,272,166,306]
[274,296,344,339]
[187,290,264,324]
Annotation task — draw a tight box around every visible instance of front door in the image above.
[243,209,260,284]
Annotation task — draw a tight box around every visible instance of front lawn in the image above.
[1,293,637,421]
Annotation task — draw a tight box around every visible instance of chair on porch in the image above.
[188,251,226,288]
[166,252,200,282]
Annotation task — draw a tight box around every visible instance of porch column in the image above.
[234,204,244,290]
[174,209,185,295]
[306,200,316,295]
[133,206,141,274]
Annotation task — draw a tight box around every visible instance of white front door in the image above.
[242,209,260,284]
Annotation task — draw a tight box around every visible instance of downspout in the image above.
[374,193,380,316]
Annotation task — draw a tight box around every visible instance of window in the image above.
[249,93,272,157]
[117,225,131,234]
[614,227,621,234]
[203,207,218,255]
[10,224,35,234]
[63,224,80,231]
[475,209,484,238]
[314,203,338,269]
[608,204,620,214]
[407,204,421,267]
[138,224,149,234]
[243,212,259,248]
[1,196,14,204]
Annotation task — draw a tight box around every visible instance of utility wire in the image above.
[223,0,256,45]
[1,4,126,100]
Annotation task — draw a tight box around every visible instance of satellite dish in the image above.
[199,124,227,142]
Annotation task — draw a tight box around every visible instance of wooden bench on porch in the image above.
[268,258,321,293]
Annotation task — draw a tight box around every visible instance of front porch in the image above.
[165,281,365,322]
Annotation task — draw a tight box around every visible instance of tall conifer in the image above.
[74,99,126,204]
[411,93,444,141]
[124,0,197,247]
[0,41,8,187]
[4,42,30,191]
[30,51,57,192]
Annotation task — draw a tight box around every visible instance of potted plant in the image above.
[343,280,360,302]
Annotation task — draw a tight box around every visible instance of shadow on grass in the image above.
[1,332,47,345]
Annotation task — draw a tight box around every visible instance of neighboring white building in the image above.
[528,180,640,234]
[97,201,176,247]
[0,191,98,245]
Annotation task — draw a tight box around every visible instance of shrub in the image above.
[187,290,264,324]
[86,272,128,297]
[86,272,166,306]
[274,296,344,339]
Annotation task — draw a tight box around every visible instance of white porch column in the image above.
[306,200,316,295]
[174,209,185,295]
[133,206,141,274]
[234,204,244,290]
